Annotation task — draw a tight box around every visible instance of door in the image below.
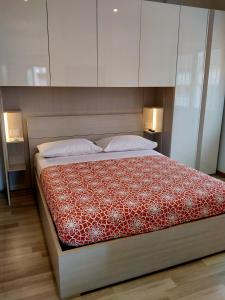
[139,1,180,87]
[170,6,208,168]
[47,0,97,87]
[98,0,141,87]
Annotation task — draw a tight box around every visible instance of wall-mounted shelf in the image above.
[8,163,26,173]
[6,137,24,144]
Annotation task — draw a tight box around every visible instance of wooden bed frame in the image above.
[27,114,225,299]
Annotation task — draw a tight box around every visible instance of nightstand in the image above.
[144,130,163,154]
[1,111,27,205]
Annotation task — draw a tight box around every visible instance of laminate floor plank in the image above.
[0,246,33,258]
[177,285,225,300]
[203,253,225,266]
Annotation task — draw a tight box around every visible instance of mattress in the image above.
[35,149,162,177]
[38,152,225,247]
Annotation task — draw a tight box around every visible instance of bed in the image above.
[27,113,225,300]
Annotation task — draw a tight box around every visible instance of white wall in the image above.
[218,109,225,172]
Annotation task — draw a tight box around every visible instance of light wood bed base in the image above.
[28,114,225,299]
[36,172,225,299]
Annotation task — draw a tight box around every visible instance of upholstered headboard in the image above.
[27,113,144,162]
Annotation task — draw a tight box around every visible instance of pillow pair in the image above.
[37,135,157,158]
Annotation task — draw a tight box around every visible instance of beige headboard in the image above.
[27,113,144,161]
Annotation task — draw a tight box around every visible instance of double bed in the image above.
[28,113,225,299]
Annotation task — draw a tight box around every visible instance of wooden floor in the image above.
[1,180,225,300]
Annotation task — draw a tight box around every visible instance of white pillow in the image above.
[95,135,157,152]
[37,138,103,158]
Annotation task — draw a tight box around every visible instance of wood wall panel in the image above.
[0,86,175,190]
[0,87,144,190]
[2,87,143,116]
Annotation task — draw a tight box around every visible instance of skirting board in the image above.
[217,170,225,178]
[35,172,225,299]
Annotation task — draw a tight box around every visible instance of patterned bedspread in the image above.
[40,155,225,247]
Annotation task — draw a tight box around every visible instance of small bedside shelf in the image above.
[1,110,27,206]
[144,130,161,135]
[8,163,26,172]
[144,130,163,154]
[6,137,24,144]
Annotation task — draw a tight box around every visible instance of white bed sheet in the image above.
[35,149,162,178]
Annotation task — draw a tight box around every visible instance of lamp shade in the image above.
[3,111,24,143]
[143,107,164,132]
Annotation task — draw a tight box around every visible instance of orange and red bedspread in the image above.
[40,156,225,247]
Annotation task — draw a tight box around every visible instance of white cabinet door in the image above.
[98,0,141,87]
[198,10,225,174]
[170,6,208,168]
[47,0,97,87]
[139,1,180,87]
[0,0,49,86]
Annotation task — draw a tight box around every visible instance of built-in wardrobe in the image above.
[0,0,225,193]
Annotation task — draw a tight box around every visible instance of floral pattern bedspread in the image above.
[40,155,225,247]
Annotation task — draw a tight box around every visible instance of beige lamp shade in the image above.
[3,111,24,143]
[143,107,164,132]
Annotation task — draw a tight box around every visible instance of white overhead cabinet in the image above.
[198,10,225,174]
[98,0,141,87]
[139,1,180,87]
[47,0,97,87]
[170,6,208,168]
[0,0,50,86]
